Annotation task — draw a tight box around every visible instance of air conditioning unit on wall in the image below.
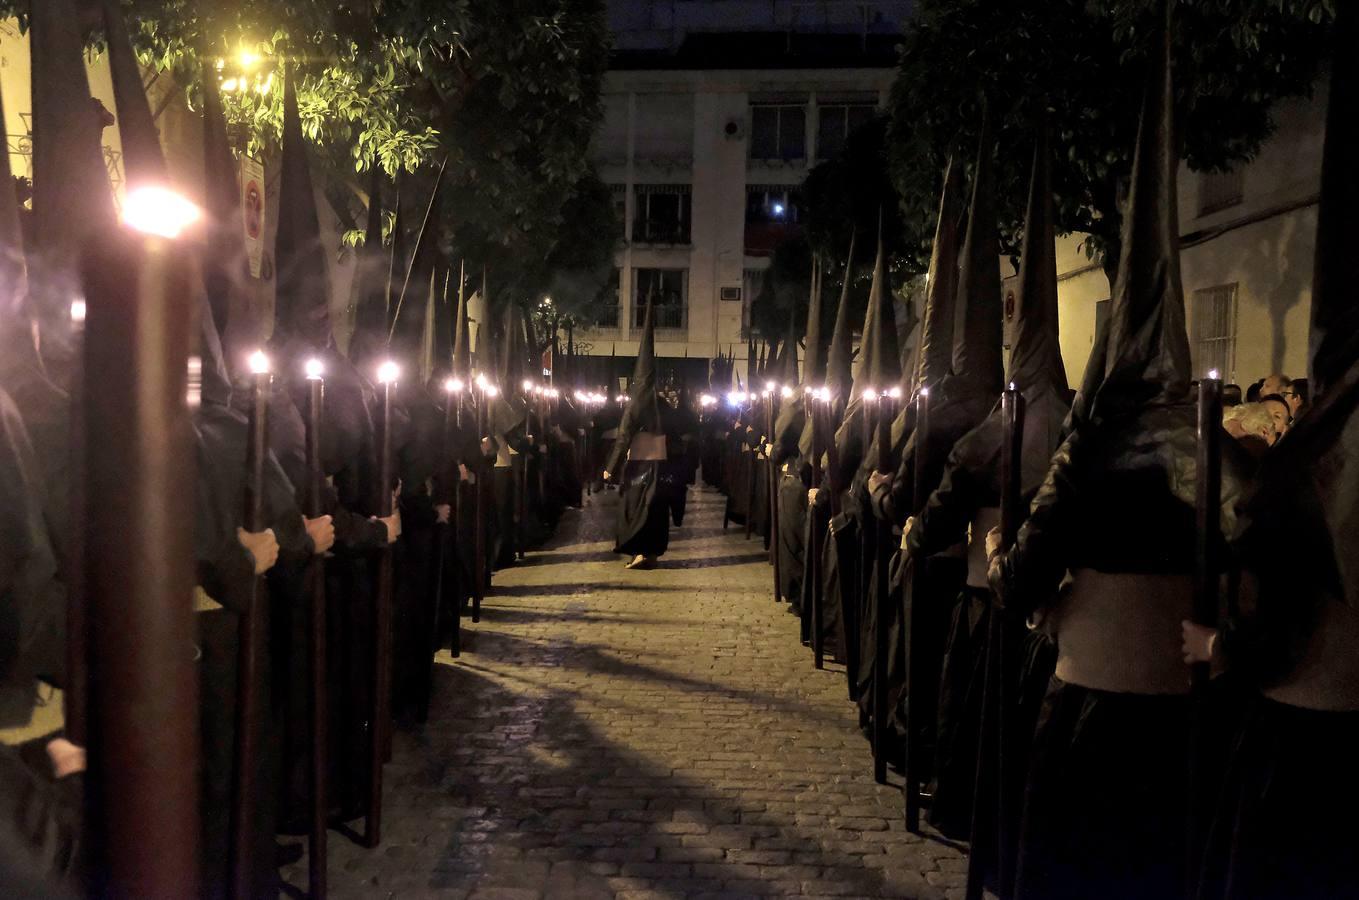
[720,286,742,302]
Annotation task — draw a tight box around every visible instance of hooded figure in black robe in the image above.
[1196,8,1359,898]
[605,297,674,564]
[102,15,315,889]
[771,289,812,608]
[868,119,1009,785]
[801,240,857,648]
[266,69,394,829]
[898,128,1069,846]
[988,14,1251,898]
[820,225,902,712]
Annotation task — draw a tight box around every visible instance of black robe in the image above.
[994,405,1250,900]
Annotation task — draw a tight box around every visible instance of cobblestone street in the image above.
[292,486,967,899]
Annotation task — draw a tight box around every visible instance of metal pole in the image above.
[304,371,329,899]
[82,227,199,897]
[472,388,486,623]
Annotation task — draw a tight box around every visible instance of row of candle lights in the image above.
[698,383,917,410]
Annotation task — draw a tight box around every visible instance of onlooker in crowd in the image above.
[1222,383,1243,407]
[1260,373,1306,419]
[1245,379,1265,403]
[1259,393,1293,439]
[1223,402,1277,458]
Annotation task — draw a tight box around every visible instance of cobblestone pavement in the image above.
[289,486,967,899]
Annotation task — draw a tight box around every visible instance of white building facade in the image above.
[578,29,897,372]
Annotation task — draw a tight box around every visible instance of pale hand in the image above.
[373,510,401,544]
[46,738,86,779]
[985,525,1004,562]
[304,514,335,555]
[237,527,279,575]
[1181,621,1217,665]
[807,488,819,505]
[868,471,891,495]
[602,470,611,484]
[459,463,471,483]
[435,505,452,525]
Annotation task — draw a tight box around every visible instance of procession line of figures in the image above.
[3,1,1359,899]
[0,0,701,896]
[682,8,1359,900]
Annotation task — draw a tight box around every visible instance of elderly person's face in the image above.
[1262,398,1291,438]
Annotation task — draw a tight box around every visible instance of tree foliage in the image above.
[7,0,617,312]
[885,0,1335,275]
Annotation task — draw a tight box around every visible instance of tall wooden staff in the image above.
[230,349,272,899]
[744,396,757,540]
[446,378,465,658]
[1188,371,1223,896]
[768,386,781,599]
[903,387,931,831]
[871,387,900,785]
[366,360,399,847]
[808,389,827,668]
[965,385,1025,900]
[472,380,491,622]
[82,199,200,898]
[303,358,329,899]
[516,382,530,560]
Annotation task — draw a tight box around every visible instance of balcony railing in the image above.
[631,219,691,245]
[633,303,687,332]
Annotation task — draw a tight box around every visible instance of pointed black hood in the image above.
[616,295,661,438]
[102,0,231,407]
[915,157,964,392]
[941,110,1003,401]
[348,168,389,371]
[852,220,901,396]
[824,233,857,407]
[388,162,447,366]
[1075,13,1190,424]
[802,255,826,385]
[452,261,472,378]
[1309,2,1359,399]
[1009,125,1069,399]
[29,0,115,331]
[273,70,333,350]
[199,46,247,349]
[834,221,898,456]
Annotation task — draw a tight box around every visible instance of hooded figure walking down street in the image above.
[1190,7,1359,898]
[604,297,676,568]
[987,12,1250,899]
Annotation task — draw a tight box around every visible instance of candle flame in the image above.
[247,350,270,375]
[304,358,324,380]
[863,388,878,402]
[377,360,399,384]
[1208,369,1220,381]
[123,186,202,239]
[887,386,903,400]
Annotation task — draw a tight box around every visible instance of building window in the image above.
[608,184,627,225]
[1199,168,1244,216]
[633,268,688,330]
[632,184,691,244]
[746,185,800,225]
[750,104,806,162]
[594,268,621,329]
[816,104,875,160]
[1190,283,1238,381]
